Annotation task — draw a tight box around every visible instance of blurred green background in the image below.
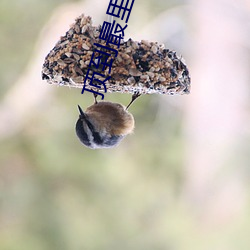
[1,0,250,249]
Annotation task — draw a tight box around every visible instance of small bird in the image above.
[75,93,140,149]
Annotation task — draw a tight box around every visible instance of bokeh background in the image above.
[1,0,250,249]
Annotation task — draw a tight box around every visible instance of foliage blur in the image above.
[1,0,250,250]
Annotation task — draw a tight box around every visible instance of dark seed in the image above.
[42,73,50,80]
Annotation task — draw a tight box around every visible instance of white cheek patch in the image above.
[83,122,95,147]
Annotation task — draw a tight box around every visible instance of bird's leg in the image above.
[126,91,141,110]
[93,92,98,104]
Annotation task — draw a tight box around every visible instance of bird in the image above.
[75,92,140,149]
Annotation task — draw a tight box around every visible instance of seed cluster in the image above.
[42,14,190,95]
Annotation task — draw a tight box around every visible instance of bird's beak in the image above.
[77,105,86,119]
